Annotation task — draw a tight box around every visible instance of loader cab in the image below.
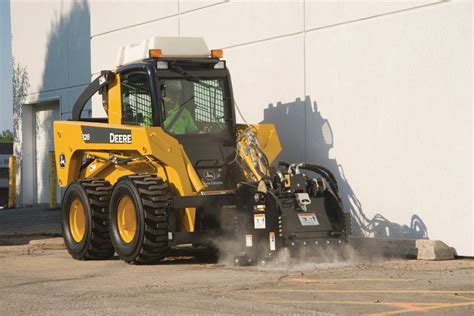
[155,60,234,137]
[155,57,241,189]
[116,53,241,189]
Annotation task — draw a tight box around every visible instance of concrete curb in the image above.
[416,239,454,260]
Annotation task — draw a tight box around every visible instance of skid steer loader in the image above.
[54,37,350,264]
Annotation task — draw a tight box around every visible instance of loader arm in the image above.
[236,124,282,182]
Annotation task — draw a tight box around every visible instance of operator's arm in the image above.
[163,110,174,129]
[184,110,198,133]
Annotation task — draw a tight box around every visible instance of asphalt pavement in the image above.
[0,207,473,314]
[0,238,473,315]
[0,207,61,245]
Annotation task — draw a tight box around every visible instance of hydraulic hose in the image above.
[278,161,340,201]
[277,161,338,192]
[298,163,339,194]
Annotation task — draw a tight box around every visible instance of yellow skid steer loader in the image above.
[54,37,350,264]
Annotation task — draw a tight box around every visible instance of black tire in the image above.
[61,179,114,260]
[109,174,171,264]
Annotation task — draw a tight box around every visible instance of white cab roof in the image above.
[116,37,210,66]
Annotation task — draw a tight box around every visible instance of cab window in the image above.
[121,72,153,126]
[160,78,227,135]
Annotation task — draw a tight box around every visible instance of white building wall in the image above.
[11,0,91,205]
[11,0,472,255]
[303,2,472,256]
[90,0,472,255]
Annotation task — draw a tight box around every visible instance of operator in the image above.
[163,81,198,135]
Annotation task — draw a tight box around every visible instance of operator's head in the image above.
[164,80,182,107]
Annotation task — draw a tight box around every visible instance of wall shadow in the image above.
[24,0,91,205]
[262,97,428,240]
[16,0,89,207]
[39,0,91,110]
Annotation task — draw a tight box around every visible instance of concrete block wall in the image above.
[11,0,472,255]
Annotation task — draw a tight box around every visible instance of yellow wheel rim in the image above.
[117,196,137,243]
[69,198,86,243]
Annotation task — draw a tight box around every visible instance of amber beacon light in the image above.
[149,49,162,58]
[211,49,223,58]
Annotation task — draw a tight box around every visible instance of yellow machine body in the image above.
[54,114,281,233]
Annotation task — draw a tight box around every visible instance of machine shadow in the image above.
[109,247,219,265]
[262,97,428,240]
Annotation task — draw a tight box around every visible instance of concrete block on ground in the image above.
[416,240,454,260]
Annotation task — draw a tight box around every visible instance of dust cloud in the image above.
[212,235,382,271]
[256,245,362,272]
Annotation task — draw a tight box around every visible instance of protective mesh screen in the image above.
[194,80,225,123]
[121,77,152,127]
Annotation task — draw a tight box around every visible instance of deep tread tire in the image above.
[61,179,114,260]
[109,174,171,264]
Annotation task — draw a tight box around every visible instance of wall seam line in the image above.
[304,1,447,35]
[222,1,447,51]
[90,1,229,39]
[24,83,90,97]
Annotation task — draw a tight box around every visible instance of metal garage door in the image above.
[34,102,59,205]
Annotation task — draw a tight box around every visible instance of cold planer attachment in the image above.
[168,156,350,265]
[223,126,350,264]
[235,163,350,263]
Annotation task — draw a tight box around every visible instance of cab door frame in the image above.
[116,62,161,127]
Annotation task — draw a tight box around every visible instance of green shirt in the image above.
[164,105,198,135]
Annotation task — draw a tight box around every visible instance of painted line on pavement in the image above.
[259,299,445,306]
[368,301,474,316]
[255,299,474,315]
[287,278,416,284]
[247,289,474,294]
[450,294,474,301]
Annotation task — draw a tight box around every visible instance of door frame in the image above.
[22,96,61,206]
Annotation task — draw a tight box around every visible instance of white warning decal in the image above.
[298,212,319,226]
[254,214,266,229]
[269,232,276,251]
[245,235,253,247]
